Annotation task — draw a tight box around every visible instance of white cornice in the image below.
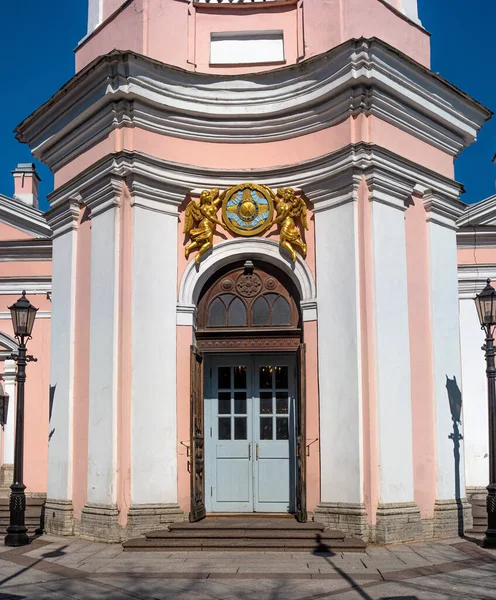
[0,239,52,261]
[458,264,496,299]
[0,194,51,239]
[0,277,51,295]
[46,143,463,221]
[457,195,496,228]
[16,39,490,171]
[457,227,496,249]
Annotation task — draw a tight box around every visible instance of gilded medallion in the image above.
[222,183,274,237]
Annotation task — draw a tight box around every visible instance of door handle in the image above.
[256,443,259,461]
[248,443,252,460]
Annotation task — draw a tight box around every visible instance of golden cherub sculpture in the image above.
[272,188,309,262]
[184,188,225,264]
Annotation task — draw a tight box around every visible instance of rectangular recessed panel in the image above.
[257,459,290,504]
[211,31,284,66]
[217,459,251,502]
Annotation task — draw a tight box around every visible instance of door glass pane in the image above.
[234,392,247,414]
[218,367,231,389]
[218,417,231,440]
[234,417,247,440]
[234,366,247,389]
[218,392,231,415]
[275,366,288,389]
[228,298,247,327]
[260,418,273,440]
[276,417,289,440]
[260,392,272,414]
[276,393,288,414]
[260,366,272,389]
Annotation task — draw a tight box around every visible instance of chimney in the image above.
[12,163,41,209]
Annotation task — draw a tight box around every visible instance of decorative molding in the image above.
[0,311,51,320]
[45,198,80,238]
[16,39,490,171]
[422,189,466,231]
[0,193,51,239]
[0,332,18,360]
[0,277,52,295]
[457,227,496,249]
[458,264,496,299]
[458,195,496,228]
[178,237,317,324]
[0,239,52,262]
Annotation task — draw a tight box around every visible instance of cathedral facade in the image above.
[5,0,492,543]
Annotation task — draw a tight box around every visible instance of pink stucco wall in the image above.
[0,222,33,241]
[75,0,429,73]
[405,195,436,519]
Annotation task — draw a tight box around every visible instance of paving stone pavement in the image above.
[0,535,494,598]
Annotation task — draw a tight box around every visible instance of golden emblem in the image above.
[184,188,225,264]
[272,188,308,262]
[222,183,274,237]
[183,184,308,264]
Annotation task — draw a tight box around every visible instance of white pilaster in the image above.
[2,360,16,465]
[370,192,415,505]
[314,182,363,506]
[459,297,488,489]
[87,197,121,506]
[87,0,103,33]
[46,203,79,502]
[130,193,179,505]
[425,194,467,502]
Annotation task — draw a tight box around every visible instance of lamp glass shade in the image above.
[9,292,38,338]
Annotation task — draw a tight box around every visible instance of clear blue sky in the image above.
[0,0,494,211]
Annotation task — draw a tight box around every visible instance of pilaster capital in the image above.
[365,167,415,212]
[45,197,81,239]
[422,189,466,231]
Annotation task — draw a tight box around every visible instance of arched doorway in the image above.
[190,261,306,522]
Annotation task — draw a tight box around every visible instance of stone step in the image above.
[146,529,345,540]
[123,536,366,553]
[168,519,326,531]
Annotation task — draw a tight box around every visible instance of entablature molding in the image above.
[422,189,466,231]
[0,239,52,262]
[457,227,496,249]
[45,198,81,239]
[458,264,496,299]
[457,194,496,228]
[16,39,490,171]
[0,193,51,239]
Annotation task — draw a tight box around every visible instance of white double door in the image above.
[205,354,297,513]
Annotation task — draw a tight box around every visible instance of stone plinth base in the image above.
[80,503,121,542]
[466,486,488,501]
[374,502,422,544]
[125,503,185,539]
[45,499,75,536]
[0,464,13,489]
[314,503,368,540]
[433,499,473,538]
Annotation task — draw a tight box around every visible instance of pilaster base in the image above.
[433,499,473,538]
[374,502,422,544]
[314,503,368,540]
[80,503,122,543]
[45,499,75,536]
[0,464,14,498]
[125,503,185,539]
[466,486,488,501]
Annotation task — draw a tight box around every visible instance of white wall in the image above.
[131,204,179,505]
[47,230,77,501]
[371,201,415,504]
[2,360,16,465]
[428,223,466,500]
[315,200,363,504]
[460,298,488,488]
[384,0,420,23]
[87,206,120,506]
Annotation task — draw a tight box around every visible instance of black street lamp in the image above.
[5,292,38,547]
[475,279,496,548]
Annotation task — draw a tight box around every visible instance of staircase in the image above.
[123,517,366,552]
[0,498,44,536]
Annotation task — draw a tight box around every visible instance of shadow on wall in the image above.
[446,375,465,537]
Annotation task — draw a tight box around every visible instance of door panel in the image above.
[190,347,206,522]
[205,354,297,513]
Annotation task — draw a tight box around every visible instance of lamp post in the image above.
[475,279,496,548]
[5,292,38,547]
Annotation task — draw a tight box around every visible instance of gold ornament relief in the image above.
[184,184,308,264]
